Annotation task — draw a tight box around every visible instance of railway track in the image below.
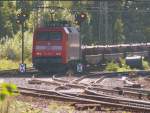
[13,74,150,112]
[88,86,149,99]
[17,86,150,112]
[2,68,150,111]
[34,74,148,92]
[27,74,150,100]
[0,67,49,77]
[1,67,150,77]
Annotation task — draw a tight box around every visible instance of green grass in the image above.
[105,58,150,72]
[0,59,18,70]
[0,99,41,113]
[0,98,75,113]
[142,60,150,70]
[0,59,32,70]
[0,97,132,113]
[48,102,75,113]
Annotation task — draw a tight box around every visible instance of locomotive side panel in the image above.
[65,27,80,62]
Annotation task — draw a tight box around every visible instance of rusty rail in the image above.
[17,86,150,112]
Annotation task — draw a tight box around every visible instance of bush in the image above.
[105,58,132,72]
[117,58,131,72]
[0,83,17,113]
[0,83,17,101]
[142,60,150,70]
[0,31,33,70]
[105,61,119,72]
[117,66,131,72]
[0,36,20,60]
[0,31,32,61]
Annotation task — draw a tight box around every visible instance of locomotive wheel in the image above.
[36,65,48,72]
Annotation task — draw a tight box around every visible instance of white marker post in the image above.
[77,63,83,73]
[19,63,26,73]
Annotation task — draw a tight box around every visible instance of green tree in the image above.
[0,83,17,101]
[0,1,16,39]
[114,18,125,43]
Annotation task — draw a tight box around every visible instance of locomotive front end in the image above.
[32,27,67,72]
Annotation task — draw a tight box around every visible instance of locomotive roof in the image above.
[35,27,79,34]
[64,27,79,34]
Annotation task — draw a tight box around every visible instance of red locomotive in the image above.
[32,21,150,72]
[32,21,83,72]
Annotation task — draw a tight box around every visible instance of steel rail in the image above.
[18,86,150,106]
[84,89,150,106]
[17,86,150,112]
[28,79,61,86]
[27,77,150,101]
[1,68,150,78]
[121,87,150,94]
[53,72,101,84]
[52,75,69,83]
[89,87,148,97]
[63,92,150,109]
[28,76,149,102]
[74,103,124,111]
[89,70,150,76]
[53,73,108,90]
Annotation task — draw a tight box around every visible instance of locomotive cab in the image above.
[32,25,81,72]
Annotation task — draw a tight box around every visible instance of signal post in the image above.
[74,12,87,73]
[16,11,28,73]
[75,12,87,57]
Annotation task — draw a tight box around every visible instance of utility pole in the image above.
[100,1,104,45]
[99,1,108,45]
[104,1,108,45]
[21,22,24,64]
[98,1,101,44]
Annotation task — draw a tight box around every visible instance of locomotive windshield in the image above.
[36,31,62,40]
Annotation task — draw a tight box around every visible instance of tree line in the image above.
[0,1,150,45]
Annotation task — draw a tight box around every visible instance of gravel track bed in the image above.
[78,78,99,84]
[16,95,131,113]
[100,77,125,88]
[1,77,59,91]
[1,75,150,113]
[133,76,150,89]
[57,76,79,82]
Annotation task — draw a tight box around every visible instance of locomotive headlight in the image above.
[56,52,61,55]
[36,52,42,56]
